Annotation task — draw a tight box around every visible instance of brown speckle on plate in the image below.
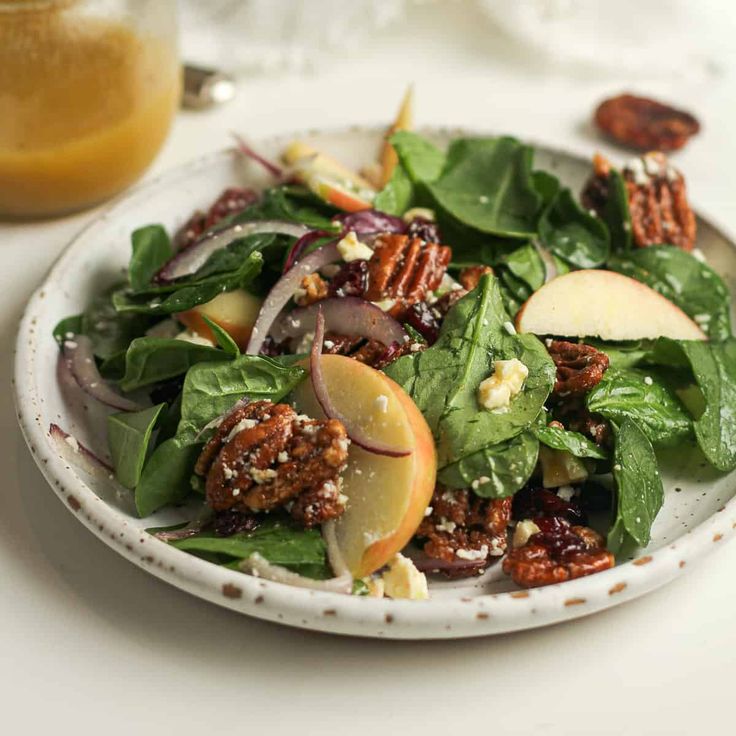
[384,613,394,624]
[679,560,687,568]
[323,609,337,616]
[713,533,723,542]
[66,495,81,512]
[609,582,627,595]
[564,598,586,607]
[222,583,242,599]
[476,612,489,620]
[255,595,264,604]
[633,555,653,566]
[510,591,530,599]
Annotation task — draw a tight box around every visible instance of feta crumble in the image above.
[477,358,529,413]
[337,230,373,262]
[381,554,429,600]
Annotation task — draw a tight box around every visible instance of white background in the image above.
[2,3,735,734]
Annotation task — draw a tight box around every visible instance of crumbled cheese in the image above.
[277,451,289,463]
[374,394,389,413]
[424,506,433,517]
[64,435,80,453]
[613,463,622,472]
[456,546,488,561]
[557,485,576,502]
[337,230,373,262]
[294,331,316,355]
[477,358,529,412]
[512,519,541,549]
[363,577,385,598]
[436,517,457,533]
[489,537,505,556]
[643,375,654,386]
[323,339,335,350]
[226,418,258,442]
[692,248,707,263]
[232,488,241,497]
[372,297,397,312]
[175,329,215,347]
[249,467,278,484]
[402,207,436,223]
[471,476,491,490]
[643,152,664,177]
[626,157,649,186]
[381,554,429,600]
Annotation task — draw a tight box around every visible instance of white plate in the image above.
[14,126,736,639]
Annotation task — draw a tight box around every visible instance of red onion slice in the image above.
[156,220,309,283]
[333,210,406,235]
[533,240,558,284]
[62,335,142,412]
[310,309,411,458]
[231,132,284,179]
[153,513,213,542]
[240,552,353,594]
[282,229,333,273]
[49,423,113,476]
[245,240,340,355]
[271,296,407,347]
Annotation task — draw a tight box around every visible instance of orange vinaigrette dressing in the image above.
[0,4,180,216]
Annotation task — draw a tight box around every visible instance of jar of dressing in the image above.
[0,0,180,217]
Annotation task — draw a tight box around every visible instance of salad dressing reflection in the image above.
[0,5,180,216]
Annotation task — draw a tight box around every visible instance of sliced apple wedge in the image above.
[282,141,376,212]
[291,354,436,578]
[516,269,707,341]
[177,288,262,351]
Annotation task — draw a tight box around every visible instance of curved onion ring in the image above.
[310,309,411,458]
[332,210,406,235]
[271,296,407,347]
[231,132,284,179]
[282,229,333,274]
[532,240,558,284]
[49,423,113,475]
[240,552,353,594]
[245,241,341,355]
[157,220,309,283]
[62,335,142,412]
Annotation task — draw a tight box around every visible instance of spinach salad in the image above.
[52,115,736,598]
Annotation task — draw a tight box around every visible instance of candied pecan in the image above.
[623,153,696,251]
[503,516,614,588]
[364,234,451,317]
[554,398,611,446]
[294,272,329,306]
[319,332,387,368]
[290,479,345,527]
[459,265,493,291]
[594,94,700,152]
[174,187,258,249]
[196,400,349,528]
[416,488,512,579]
[373,339,426,370]
[547,340,609,398]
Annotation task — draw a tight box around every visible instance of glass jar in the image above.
[0,0,180,217]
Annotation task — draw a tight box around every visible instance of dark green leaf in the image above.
[586,368,692,447]
[107,403,165,489]
[499,242,545,292]
[373,162,413,216]
[202,316,240,356]
[538,187,610,268]
[437,430,539,498]
[118,337,230,392]
[533,424,608,459]
[603,169,632,252]
[426,137,542,238]
[608,418,664,554]
[52,314,83,345]
[129,225,172,291]
[390,131,446,183]
[608,246,732,340]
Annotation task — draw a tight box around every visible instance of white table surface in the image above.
[2,6,735,734]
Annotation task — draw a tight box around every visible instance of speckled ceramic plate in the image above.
[14,126,736,639]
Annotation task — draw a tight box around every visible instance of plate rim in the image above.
[13,125,736,639]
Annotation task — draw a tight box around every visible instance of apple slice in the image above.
[379,85,414,187]
[291,354,436,578]
[515,269,707,341]
[177,288,262,351]
[282,141,376,212]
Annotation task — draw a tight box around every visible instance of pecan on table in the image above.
[416,487,512,579]
[503,516,614,588]
[364,234,452,318]
[173,187,258,249]
[195,400,349,528]
[594,93,700,152]
[547,340,609,399]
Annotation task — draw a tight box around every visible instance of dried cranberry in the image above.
[512,486,586,525]
[404,300,441,344]
[204,187,259,229]
[328,259,368,298]
[212,509,260,537]
[530,517,587,559]
[406,217,441,244]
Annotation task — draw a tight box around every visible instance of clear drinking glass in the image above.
[0,0,180,217]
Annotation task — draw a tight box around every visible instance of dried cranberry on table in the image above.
[594,93,700,152]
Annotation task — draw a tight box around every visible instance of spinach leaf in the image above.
[608,418,664,555]
[608,246,732,341]
[52,314,83,345]
[107,403,165,489]
[390,131,446,183]
[373,162,413,216]
[586,368,692,447]
[425,137,541,238]
[129,225,172,291]
[176,354,307,441]
[385,275,555,469]
[135,437,202,517]
[170,519,327,568]
[437,430,539,498]
[182,233,280,283]
[590,340,649,370]
[650,338,736,471]
[235,185,338,229]
[156,392,182,445]
[499,242,545,292]
[532,170,560,207]
[118,337,230,392]
[112,251,263,315]
[533,424,608,459]
[538,187,610,268]
[202,316,240,356]
[603,168,632,252]
[81,287,154,359]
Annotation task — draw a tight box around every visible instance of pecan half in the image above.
[416,488,512,578]
[547,340,609,398]
[459,265,493,291]
[196,400,349,528]
[503,516,614,588]
[320,332,388,368]
[294,272,329,306]
[594,93,700,152]
[364,234,451,317]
